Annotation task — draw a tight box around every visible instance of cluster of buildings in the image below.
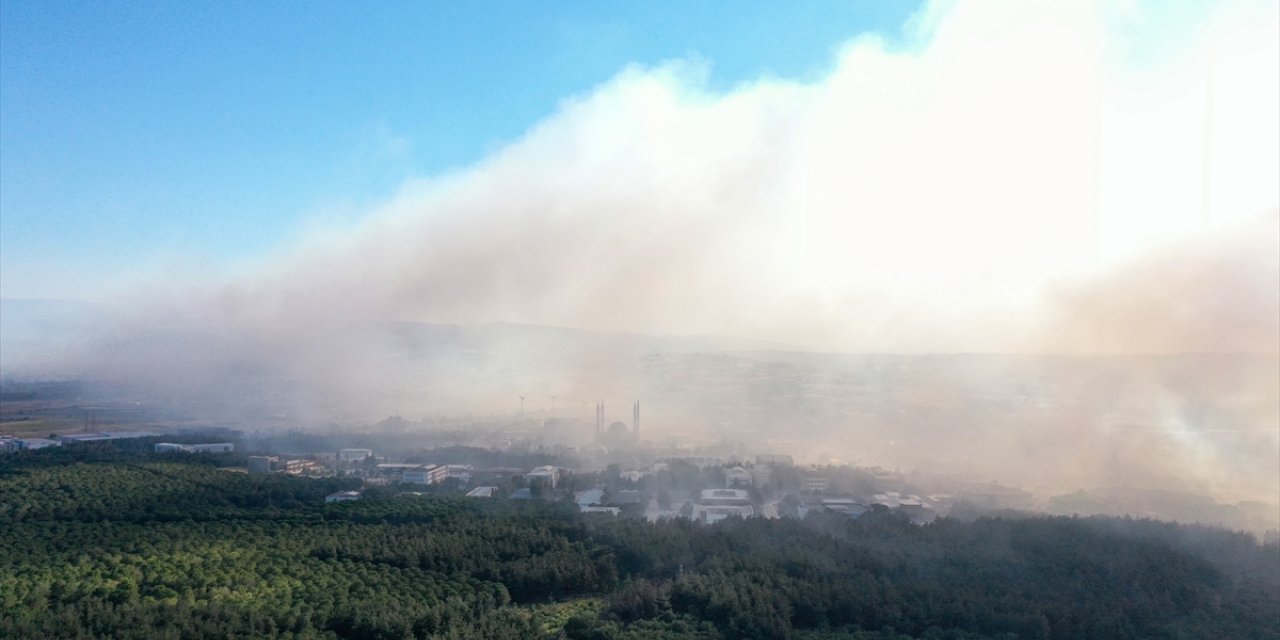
[2,430,163,453]
[248,455,325,476]
[3,431,240,456]
[1,435,60,452]
[366,462,477,485]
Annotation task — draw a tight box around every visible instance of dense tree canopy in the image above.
[1,445,1276,639]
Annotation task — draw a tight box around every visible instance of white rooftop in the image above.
[700,488,750,501]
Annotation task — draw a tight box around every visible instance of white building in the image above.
[155,442,233,453]
[325,490,362,503]
[871,493,900,508]
[526,465,559,488]
[2,437,61,452]
[402,464,449,485]
[191,442,233,453]
[60,431,158,444]
[821,498,870,518]
[803,476,829,493]
[465,486,499,498]
[695,488,755,523]
[446,464,473,483]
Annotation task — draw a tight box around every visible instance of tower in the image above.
[595,401,603,441]
[633,400,640,443]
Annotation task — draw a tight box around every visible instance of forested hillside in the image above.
[2,446,1276,639]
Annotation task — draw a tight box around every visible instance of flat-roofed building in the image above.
[821,498,870,518]
[3,437,61,452]
[695,488,755,523]
[155,442,233,453]
[402,464,449,485]
[282,459,322,476]
[525,465,559,488]
[60,431,158,444]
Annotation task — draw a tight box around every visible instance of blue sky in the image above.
[0,1,921,299]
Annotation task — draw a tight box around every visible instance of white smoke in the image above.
[97,0,1270,356]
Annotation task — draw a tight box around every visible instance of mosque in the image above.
[594,400,640,449]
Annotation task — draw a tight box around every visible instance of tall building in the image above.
[595,402,603,441]
[633,400,640,443]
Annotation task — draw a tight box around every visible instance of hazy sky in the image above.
[0,1,918,298]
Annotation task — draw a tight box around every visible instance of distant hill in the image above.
[371,320,802,361]
[0,298,798,376]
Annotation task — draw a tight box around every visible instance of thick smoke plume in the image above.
[81,0,1276,355]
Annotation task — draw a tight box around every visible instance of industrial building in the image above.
[60,431,158,444]
[525,465,559,488]
[155,442,233,453]
[1,437,61,452]
[402,464,450,485]
[694,488,755,524]
[247,455,322,475]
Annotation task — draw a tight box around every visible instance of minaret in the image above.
[633,400,640,443]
